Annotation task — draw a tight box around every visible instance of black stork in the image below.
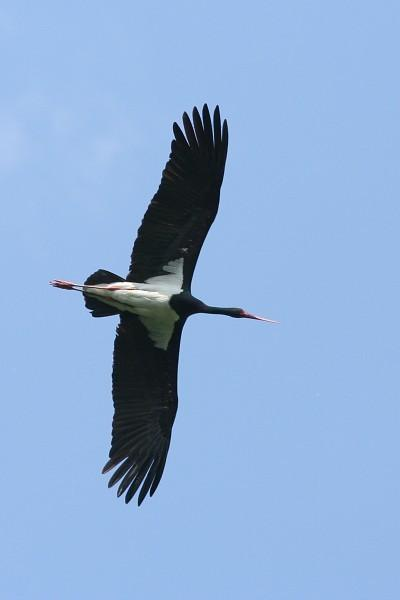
[51,105,277,505]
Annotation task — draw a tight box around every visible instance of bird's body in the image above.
[51,105,276,505]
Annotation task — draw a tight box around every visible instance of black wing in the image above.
[127,104,228,290]
[102,314,184,505]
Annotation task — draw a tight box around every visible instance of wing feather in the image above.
[103,314,184,505]
[103,105,228,505]
[127,105,228,290]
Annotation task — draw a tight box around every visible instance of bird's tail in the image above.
[83,269,126,317]
[51,269,126,318]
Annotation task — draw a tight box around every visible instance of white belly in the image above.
[84,282,179,350]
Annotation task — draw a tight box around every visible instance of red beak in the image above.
[241,310,279,323]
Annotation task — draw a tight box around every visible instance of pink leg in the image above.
[50,279,83,291]
[50,280,133,292]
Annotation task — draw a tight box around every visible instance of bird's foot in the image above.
[50,279,83,291]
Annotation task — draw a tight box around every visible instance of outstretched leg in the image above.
[50,279,84,291]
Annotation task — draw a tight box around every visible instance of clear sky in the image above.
[1,1,399,599]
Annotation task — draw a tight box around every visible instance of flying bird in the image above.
[51,105,277,505]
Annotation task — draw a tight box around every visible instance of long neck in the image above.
[200,304,239,317]
[170,294,240,318]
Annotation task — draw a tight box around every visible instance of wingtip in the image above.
[101,460,113,474]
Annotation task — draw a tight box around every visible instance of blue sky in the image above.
[1,1,399,598]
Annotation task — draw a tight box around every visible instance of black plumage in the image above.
[102,106,228,504]
[128,105,228,288]
[103,315,184,505]
[51,104,274,506]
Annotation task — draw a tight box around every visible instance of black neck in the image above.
[170,293,241,319]
[200,305,240,317]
